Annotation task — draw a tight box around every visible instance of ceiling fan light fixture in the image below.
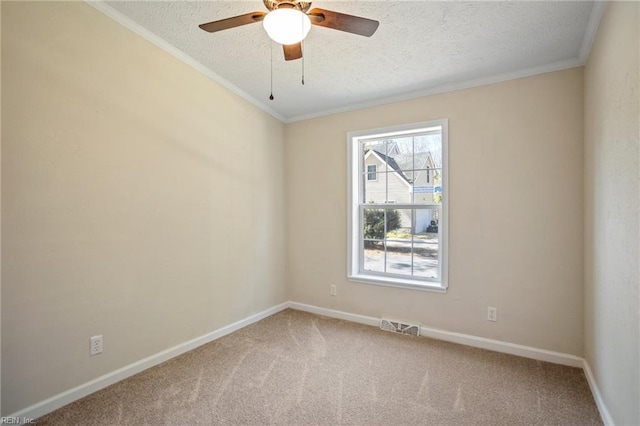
[263,8,311,45]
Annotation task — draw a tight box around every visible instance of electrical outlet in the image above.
[90,335,103,356]
[488,307,497,322]
[330,285,337,296]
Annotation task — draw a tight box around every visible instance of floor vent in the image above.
[380,319,421,336]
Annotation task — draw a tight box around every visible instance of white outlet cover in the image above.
[90,335,103,356]
[488,307,498,322]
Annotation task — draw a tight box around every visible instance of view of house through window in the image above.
[348,120,448,290]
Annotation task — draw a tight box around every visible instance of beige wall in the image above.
[5,0,635,420]
[584,2,640,425]
[1,1,285,415]
[286,68,584,356]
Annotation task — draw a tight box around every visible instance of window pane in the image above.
[364,171,386,203]
[383,208,438,279]
[387,137,415,183]
[413,240,438,279]
[363,141,388,173]
[381,138,412,204]
[363,144,387,203]
[411,168,441,205]
[414,206,440,234]
[383,168,410,204]
[363,243,385,273]
[384,208,411,237]
[363,207,385,273]
[363,208,387,241]
[384,208,412,276]
[385,242,413,276]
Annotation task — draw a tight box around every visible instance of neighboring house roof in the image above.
[372,150,410,184]
[367,149,436,185]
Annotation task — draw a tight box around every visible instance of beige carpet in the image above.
[37,309,602,425]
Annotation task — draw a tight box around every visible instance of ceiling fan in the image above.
[199,0,379,61]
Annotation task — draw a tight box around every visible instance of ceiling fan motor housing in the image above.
[263,0,312,13]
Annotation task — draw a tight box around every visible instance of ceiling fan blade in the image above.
[308,8,379,37]
[199,11,266,33]
[283,43,303,61]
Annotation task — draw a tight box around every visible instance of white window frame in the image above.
[366,164,378,181]
[347,119,449,292]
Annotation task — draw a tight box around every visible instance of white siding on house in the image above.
[364,153,413,228]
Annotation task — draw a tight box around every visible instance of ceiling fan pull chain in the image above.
[269,40,274,100]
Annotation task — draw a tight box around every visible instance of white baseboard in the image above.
[418,326,585,367]
[288,302,584,367]
[288,301,380,327]
[582,360,615,425]
[8,302,289,423]
[8,300,613,426]
[290,303,612,424]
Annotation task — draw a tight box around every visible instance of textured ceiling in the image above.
[99,1,596,122]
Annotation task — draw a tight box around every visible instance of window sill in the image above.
[348,274,447,293]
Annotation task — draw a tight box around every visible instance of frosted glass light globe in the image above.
[263,8,311,45]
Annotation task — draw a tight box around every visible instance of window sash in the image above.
[358,205,442,283]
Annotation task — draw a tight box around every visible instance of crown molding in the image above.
[284,57,583,123]
[579,0,606,65]
[85,1,287,123]
[86,0,603,125]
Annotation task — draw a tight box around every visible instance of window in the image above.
[367,164,377,181]
[347,120,448,291]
